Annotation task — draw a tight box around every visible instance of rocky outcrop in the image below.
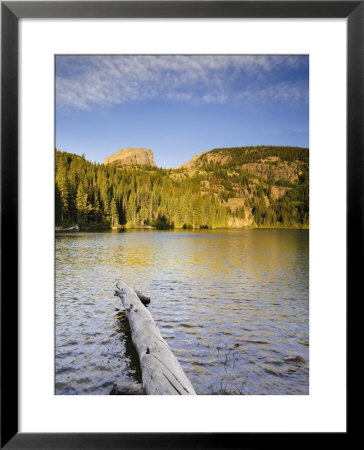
[270,186,292,200]
[241,162,302,182]
[181,151,234,168]
[227,216,254,227]
[180,151,208,169]
[104,148,156,167]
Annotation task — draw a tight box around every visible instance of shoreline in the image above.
[56,224,309,233]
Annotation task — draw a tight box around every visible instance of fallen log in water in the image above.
[55,224,79,232]
[114,281,196,395]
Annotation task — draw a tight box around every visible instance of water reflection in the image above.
[56,229,309,395]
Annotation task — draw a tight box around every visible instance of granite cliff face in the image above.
[182,151,303,181]
[104,148,156,167]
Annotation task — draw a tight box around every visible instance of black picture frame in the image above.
[1,1,357,448]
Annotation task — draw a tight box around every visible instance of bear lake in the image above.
[55,228,309,395]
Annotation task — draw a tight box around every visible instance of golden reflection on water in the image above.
[56,229,309,395]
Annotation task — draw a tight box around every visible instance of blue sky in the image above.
[56,55,309,168]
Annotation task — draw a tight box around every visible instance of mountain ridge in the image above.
[56,145,309,230]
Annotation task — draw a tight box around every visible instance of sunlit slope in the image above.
[55,146,309,229]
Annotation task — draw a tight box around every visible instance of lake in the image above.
[55,229,309,395]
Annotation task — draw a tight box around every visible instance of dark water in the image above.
[55,229,309,395]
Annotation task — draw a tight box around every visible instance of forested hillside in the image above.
[55,146,309,230]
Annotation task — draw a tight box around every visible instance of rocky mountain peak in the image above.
[103,148,156,167]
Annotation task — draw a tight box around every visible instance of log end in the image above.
[115,282,151,305]
[114,289,124,298]
[135,290,151,304]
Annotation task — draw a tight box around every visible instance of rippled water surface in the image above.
[56,229,309,395]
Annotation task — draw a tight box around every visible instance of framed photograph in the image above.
[2,1,357,447]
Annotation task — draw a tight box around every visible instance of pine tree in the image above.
[76,183,92,223]
[55,159,69,224]
[110,197,120,228]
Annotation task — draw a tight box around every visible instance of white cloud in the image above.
[237,81,309,104]
[56,55,308,111]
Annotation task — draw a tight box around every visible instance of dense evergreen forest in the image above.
[206,145,309,165]
[55,146,309,230]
